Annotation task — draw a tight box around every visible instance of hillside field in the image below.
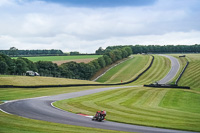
[12,55,102,62]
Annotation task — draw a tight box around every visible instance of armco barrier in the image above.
[0,56,155,88]
[175,61,189,85]
[144,84,190,89]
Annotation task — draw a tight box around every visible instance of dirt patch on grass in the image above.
[53,58,96,65]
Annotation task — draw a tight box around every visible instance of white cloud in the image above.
[0,0,199,53]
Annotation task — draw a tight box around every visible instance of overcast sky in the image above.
[0,0,200,53]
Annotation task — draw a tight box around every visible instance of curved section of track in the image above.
[0,86,196,133]
[158,55,180,84]
[1,55,193,133]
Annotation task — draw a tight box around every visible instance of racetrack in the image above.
[157,55,180,84]
[0,86,196,133]
[1,55,193,133]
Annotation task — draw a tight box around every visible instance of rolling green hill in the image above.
[97,55,151,83]
[178,54,200,91]
[97,55,171,85]
[54,87,200,132]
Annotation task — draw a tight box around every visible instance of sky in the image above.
[0,0,200,53]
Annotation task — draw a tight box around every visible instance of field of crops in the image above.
[12,55,101,62]
[54,87,200,131]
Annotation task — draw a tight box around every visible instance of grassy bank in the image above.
[0,76,103,101]
[178,54,200,91]
[54,87,200,132]
[97,55,151,84]
[130,55,171,85]
[0,76,98,86]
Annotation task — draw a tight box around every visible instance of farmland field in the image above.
[12,55,102,62]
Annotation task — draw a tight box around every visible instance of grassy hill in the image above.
[178,54,200,91]
[130,55,171,85]
[96,54,171,85]
[97,55,151,83]
[54,87,200,132]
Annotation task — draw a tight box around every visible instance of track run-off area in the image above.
[0,54,199,133]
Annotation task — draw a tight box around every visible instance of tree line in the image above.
[0,47,132,80]
[0,47,64,57]
[96,44,200,54]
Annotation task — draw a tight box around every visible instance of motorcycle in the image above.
[92,113,105,122]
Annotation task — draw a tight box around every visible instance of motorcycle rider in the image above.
[93,110,106,121]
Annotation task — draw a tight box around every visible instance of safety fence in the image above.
[175,61,189,85]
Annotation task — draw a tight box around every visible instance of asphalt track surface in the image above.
[0,55,196,133]
[157,55,180,84]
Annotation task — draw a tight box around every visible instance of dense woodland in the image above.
[96,44,200,54]
[0,47,132,80]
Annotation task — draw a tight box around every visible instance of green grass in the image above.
[130,55,171,85]
[168,54,188,85]
[0,76,98,86]
[97,54,171,85]
[0,76,102,101]
[178,54,200,91]
[97,55,151,83]
[12,55,102,62]
[0,76,129,133]
[54,87,200,132]
[0,111,129,133]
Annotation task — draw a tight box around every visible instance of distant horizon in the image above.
[1,44,199,54]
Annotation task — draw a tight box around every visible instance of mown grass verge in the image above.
[97,55,151,84]
[12,55,102,62]
[130,55,171,85]
[54,87,200,132]
[178,54,200,91]
[0,76,98,86]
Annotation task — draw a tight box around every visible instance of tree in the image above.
[103,55,112,66]
[90,60,101,72]
[97,57,106,68]
[95,47,105,55]
[14,58,28,74]
[0,61,8,74]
